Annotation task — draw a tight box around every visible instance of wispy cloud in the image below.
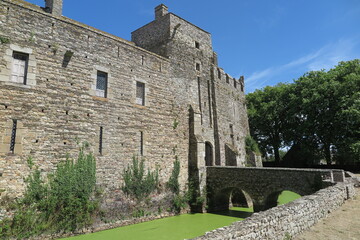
[245,37,360,93]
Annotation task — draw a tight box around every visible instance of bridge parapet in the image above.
[206,167,344,212]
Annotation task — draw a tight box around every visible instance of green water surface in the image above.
[62,191,301,240]
[62,207,252,240]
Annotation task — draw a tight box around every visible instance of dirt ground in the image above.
[294,187,360,240]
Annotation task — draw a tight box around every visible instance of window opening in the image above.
[99,126,103,154]
[139,131,144,156]
[226,74,229,84]
[234,78,237,88]
[195,41,200,49]
[136,82,145,105]
[217,68,221,79]
[10,119,17,153]
[196,63,201,71]
[96,71,108,98]
[11,52,29,84]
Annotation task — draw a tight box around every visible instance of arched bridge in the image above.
[206,167,345,212]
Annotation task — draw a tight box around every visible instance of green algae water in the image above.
[277,190,301,205]
[62,191,301,240]
[62,207,252,240]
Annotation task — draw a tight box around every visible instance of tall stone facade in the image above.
[0,0,249,208]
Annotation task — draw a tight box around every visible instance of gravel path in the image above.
[294,188,360,240]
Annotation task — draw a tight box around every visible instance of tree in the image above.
[246,83,293,164]
[247,59,360,165]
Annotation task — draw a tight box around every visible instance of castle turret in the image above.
[155,4,168,20]
[45,0,63,16]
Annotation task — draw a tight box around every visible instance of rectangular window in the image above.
[139,131,143,156]
[96,71,108,98]
[136,81,145,105]
[10,119,17,154]
[234,78,237,88]
[196,63,201,71]
[217,68,221,79]
[226,74,229,84]
[11,52,29,84]
[99,126,103,155]
[195,41,200,49]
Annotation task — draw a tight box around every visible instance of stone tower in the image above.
[132,4,249,211]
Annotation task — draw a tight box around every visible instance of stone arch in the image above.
[205,141,213,166]
[208,186,254,212]
[264,189,302,209]
[231,189,253,208]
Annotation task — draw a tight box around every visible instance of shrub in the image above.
[122,156,159,202]
[166,157,180,194]
[0,142,99,239]
[245,135,261,154]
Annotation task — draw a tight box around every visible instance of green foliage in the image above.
[245,135,261,154]
[171,192,189,214]
[122,156,159,202]
[0,36,10,44]
[247,59,360,165]
[173,118,179,129]
[26,156,34,169]
[283,232,292,240]
[246,83,293,163]
[0,143,99,239]
[167,157,180,194]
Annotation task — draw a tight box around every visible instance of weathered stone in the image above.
[0,0,248,216]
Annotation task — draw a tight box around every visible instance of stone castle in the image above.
[0,0,249,203]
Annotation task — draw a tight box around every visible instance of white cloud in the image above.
[245,37,360,93]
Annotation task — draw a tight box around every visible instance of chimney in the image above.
[45,0,63,16]
[155,4,168,20]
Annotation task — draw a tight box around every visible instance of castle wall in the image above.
[0,0,249,206]
[133,11,249,168]
[0,0,189,198]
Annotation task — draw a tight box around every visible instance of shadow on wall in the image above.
[225,144,237,166]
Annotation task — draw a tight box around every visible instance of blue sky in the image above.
[27,0,360,93]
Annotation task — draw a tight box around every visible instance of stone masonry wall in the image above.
[0,0,189,202]
[195,182,356,240]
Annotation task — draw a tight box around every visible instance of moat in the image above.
[62,191,300,240]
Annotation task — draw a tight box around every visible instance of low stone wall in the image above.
[194,181,356,240]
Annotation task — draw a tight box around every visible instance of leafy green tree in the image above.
[294,60,360,165]
[247,59,360,165]
[246,83,293,164]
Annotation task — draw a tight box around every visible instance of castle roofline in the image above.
[4,0,170,61]
[132,12,211,36]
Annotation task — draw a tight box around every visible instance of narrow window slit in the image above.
[10,119,17,153]
[99,126,103,155]
[139,131,143,156]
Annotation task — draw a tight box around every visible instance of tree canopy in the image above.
[246,59,360,165]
